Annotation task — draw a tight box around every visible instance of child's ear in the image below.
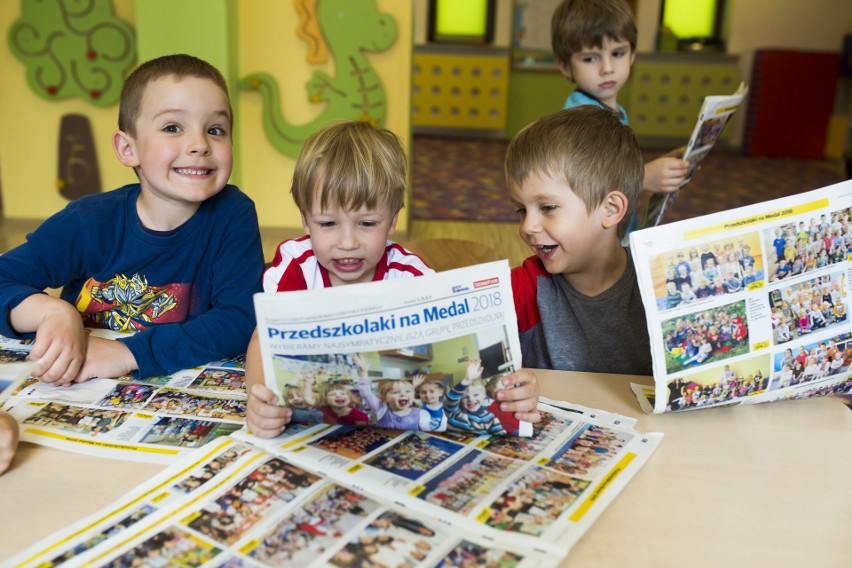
[599,191,628,230]
[301,213,310,235]
[387,210,400,236]
[556,58,573,81]
[112,130,140,167]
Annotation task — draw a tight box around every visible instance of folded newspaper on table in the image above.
[0,330,248,463]
[255,260,533,436]
[629,179,852,413]
[8,401,662,567]
[639,82,749,230]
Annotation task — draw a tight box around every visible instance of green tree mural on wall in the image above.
[240,0,397,158]
[8,0,135,106]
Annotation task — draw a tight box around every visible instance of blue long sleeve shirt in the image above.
[0,183,264,377]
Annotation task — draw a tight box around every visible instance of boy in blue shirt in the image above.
[551,0,688,200]
[0,54,264,384]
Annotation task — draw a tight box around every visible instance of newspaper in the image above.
[638,83,749,230]
[0,329,248,463]
[254,260,534,437]
[7,401,663,567]
[629,179,852,413]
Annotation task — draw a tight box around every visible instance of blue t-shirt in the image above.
[0,184,264,377]
[563,90,628,125]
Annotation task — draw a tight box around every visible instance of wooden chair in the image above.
[402,238,501,272]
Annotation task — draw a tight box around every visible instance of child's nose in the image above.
[338,227,358,250]
[187,133,211,155]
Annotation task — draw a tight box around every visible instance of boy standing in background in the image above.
[0,54,264,384]
[552,0,689,202]
[508,106,653,375]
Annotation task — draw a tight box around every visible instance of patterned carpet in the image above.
[411,135,848,224]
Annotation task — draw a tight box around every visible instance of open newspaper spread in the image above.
[254,261,533,437]
[630,179,852,413]
[7,400,662,567]
[0,330,247,463]
[639,83,749,230]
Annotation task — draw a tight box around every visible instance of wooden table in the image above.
[1,371,851,567]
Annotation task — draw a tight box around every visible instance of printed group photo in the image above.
[770,332,852,391]
[649,233,763,312]
[664,354,771,411]
[269,326,523,435]
[762,206,852,283]
[662,300,750,374]
[769,271,847,345]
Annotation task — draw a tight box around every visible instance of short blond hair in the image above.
[551,0,637,65]
[505,106,643,238]
[291,121,407,215]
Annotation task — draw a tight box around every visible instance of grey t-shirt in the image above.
[512,252,653,376]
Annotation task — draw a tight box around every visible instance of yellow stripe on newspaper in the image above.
[569,452,636,522]
[14,437,235,567]
[84,451,266,567]
[683,198,828,241]
[24,428,179,455]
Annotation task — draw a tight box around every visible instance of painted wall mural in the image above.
[240,0,397,157]
[8,0,135,106]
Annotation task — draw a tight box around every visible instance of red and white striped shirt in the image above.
[263,236,434,292]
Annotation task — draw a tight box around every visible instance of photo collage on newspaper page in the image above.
[630,180,852,413]
[0,329,248,463]
[639,83,749,231]
[5,261,663,567]
[8,403,662,567]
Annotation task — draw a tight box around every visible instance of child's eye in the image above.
[541,204,558,213]
[513,206,526,216]
[581,55,597,63]
[208,126,227,136]
[163,124,181,133]
[359,220,379,228]
[318,221,336,228]
[613,50,627,58]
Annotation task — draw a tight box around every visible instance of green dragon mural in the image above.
[240,0,397,158]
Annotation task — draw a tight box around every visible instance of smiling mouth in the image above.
[334,259,364,272]
[174,167,212,176]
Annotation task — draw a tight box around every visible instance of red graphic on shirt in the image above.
[75,273,190,332]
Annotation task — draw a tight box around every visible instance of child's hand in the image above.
[353,353,369,376]
[24,298,86,386]
[75,336,138,382]
[496,369,541,423]
[644,156,689,194]
[247,383,292,438]
[411,373,425,389]
[464,358,483,383]
[0,411,19,475]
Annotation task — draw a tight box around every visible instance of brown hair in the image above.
[551,0,637,65]
[505,105,643,238]
[118,54,231,136]
[290,120,407,215]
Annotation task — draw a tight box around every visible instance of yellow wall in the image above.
[0,1,138,219]
[0,1,412,232]
[238,0,412,229]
